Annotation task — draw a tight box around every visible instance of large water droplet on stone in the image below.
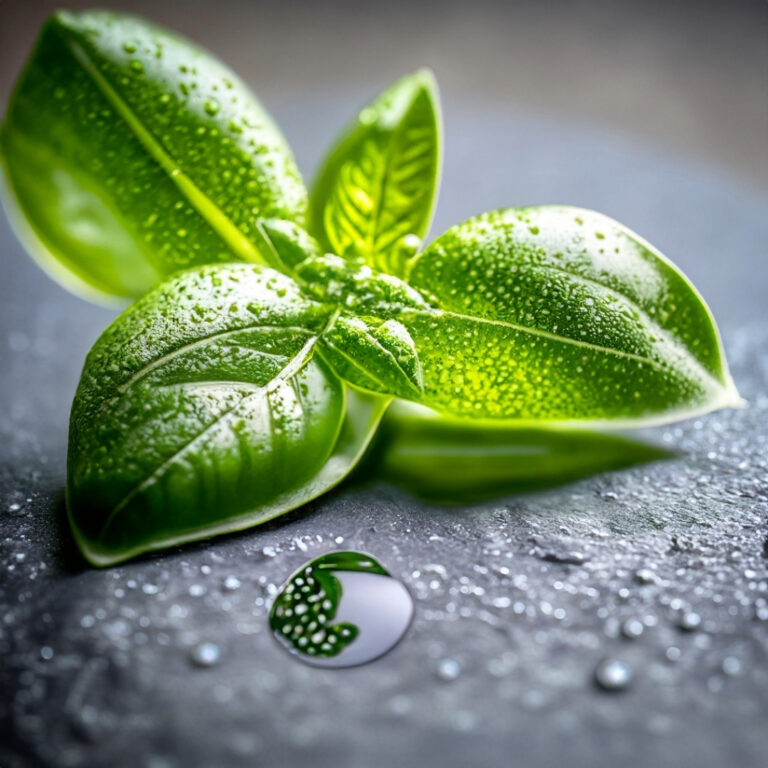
[269,551,413,668]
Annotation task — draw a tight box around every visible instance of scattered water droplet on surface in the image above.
[621,618,644,639]
[190,642,221,667]
[435,658,462,681]
[269,551,413,668]
[665,646,681,662]
[594,658,632,691]
[223,576,241,591]
[721,656,743,676]
[634,568,657,585]
[678,611,702,631]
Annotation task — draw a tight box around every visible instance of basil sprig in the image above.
[1,11,741,564]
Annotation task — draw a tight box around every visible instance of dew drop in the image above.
[190,642,221,667]
[435,658,462,681]
[204,99,220,116]
[665,646,681,662]
[678,611,702,631]
[358,107,376,125]
[634,568,657,585]
[223,576,241,591]
[721,656,743,676]
[594,658,632,691]
[269,551,413,668]
[621,618,644,639]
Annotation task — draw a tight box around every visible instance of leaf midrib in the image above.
[62,31,265,266]
[402,307,724,392]
[116,323,316,394]
[364,95,428,260]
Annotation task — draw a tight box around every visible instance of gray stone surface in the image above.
[1,100,767,768]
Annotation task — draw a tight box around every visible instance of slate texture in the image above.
[0,102,767,768]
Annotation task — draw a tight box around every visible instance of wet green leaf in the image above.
[309,70,441,276]
[67,264,388,565]
[1,10,306,302]
[257,219,426,397]
[401,206,742,424]
[320,314,423,398]
[369,402,673,502]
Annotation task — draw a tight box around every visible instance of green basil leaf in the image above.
[401,206,741,424]
[257,219,425,396]
[257,219,430,314]
[1,10,307,302]
[369,402,672,502]
[320,315,423,397]
[308,70,441,276]
[67,264,387,566]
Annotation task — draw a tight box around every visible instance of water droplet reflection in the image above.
[269,551,413,668]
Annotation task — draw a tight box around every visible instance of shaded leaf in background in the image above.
[368,402,673,503]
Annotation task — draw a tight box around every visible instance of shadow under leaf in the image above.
[355,404,675,504]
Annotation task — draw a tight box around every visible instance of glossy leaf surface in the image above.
[402,206,741,424]
[258,219,426,397]
[369,402,671,502]
[320,315,423,398]
[1,11,306,301]
[309,70,441,276]
[67,264,388,565]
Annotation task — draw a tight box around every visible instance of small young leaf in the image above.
[309,70,441,276]
[1,11,307,302]
[368,402,673,502]
[257,219,425,395]
[320,315,423,397]
[67,264,388,565]
[257,218,430,314]
[401,206,741,424]
[256,218,325,273]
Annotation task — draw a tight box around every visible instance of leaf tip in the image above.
[727,391,748,410]
[407,68,440,113]
[717,370,746,411]
[412,67,438,90]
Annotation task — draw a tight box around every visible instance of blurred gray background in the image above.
[2,0,767,191]
[1,2,767,768]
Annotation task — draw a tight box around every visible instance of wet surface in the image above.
[1,103,767,767]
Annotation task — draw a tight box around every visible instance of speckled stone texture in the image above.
[1,103,767,768]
